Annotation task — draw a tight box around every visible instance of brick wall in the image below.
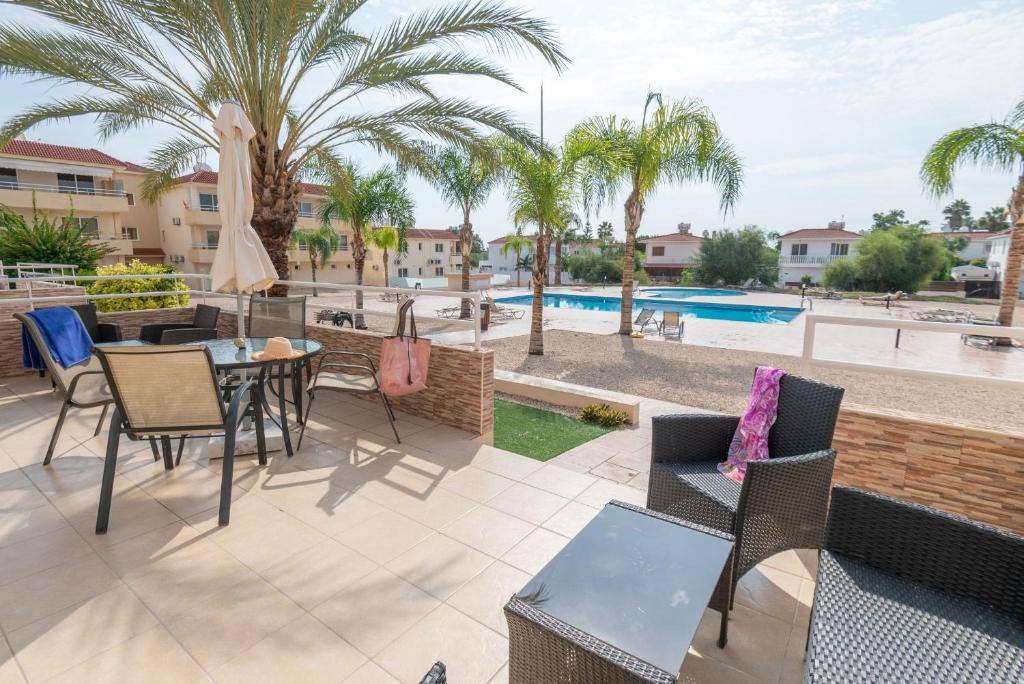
[833,405,1024,535]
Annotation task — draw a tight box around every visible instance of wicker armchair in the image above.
[805,486,1023,682]
[71,303,122,343]
[138,304,221,344]
[646,373,844,599]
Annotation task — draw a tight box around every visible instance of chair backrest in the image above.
[248,295,306,338]
[767,373,844,458]
[192,304,221,329]
[14,311,81,395]
[70,303,101,342]
[94,345,225,433]
[161,328,218,344]
[635,308,654,323]
[663,310,680,327]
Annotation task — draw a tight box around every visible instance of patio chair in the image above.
[661,310,684,340]
[632,307,659,333]
[805,485,1024,682]
[248,295,308,415]
[15,312,114,464]
[646,372,844,604]
[70,303,122,343]
[138,304,221,344]
[486,297,524,320]
[92,345,254,533]
[419,662,446,684]
[296,350,399,448]
[160,327,219,344]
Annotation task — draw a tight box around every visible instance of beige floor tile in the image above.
[735,565,803,623]
[335,509,434,564]
[0,503,68,549]
[259,539,378,611]
[386,534,493,600]
[0,554,121,632]
[0,635,25,684]
[485,484,568,526]
[795,549,819,579]
[692,603,791,682]
[500,528,570,575]
[344,661,400,684]
[313,568,439,657]
[589,461,639,484]
[99,520,223,581]
[441,506,534,558]
[163,574,304,671]
[541,500,600,538]
[282,490,388,539]
[0,526,92,587]
[574,478,647,508]
[7,585,157,683]
[135,462,252,521]
[386,487,479,531]
[376,604,507,684]
[469,449,544,481]
[778,622,809,684]
[522,465,597,499]
[52,477,181,549]
[761,549,816,579]
[487,662,508,684]
[447,561,530,638]
[47,626,205,684]
[439,467,515,503]
[0,469,49,512]
[212,614,367,684]
[678,648,761,683]
[794,578,815,628]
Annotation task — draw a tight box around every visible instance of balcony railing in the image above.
[197,204,218,212]
[0,180,125,197]
[191,242,219,250]
[780,254,851,265]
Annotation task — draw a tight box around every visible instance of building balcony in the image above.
[188,243,218,262]
[779,254,852,266]
[0,183,129,214]
[94,236,136,256]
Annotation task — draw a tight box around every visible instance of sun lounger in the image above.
[660,310,683,340]
[911,308,971,323]
[859,291,904,307]
[486,297,524,320]
[633,307,659,333]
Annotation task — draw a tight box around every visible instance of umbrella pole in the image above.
[237,290,251,431]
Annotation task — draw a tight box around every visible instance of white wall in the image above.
[643,241,701,264]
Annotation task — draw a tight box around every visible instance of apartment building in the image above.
[480,235,601,282]
[390,228,461,283]
[0,139,163,265]
[776,227,862,286]
[929,230,999,263]
[639,224,704,278]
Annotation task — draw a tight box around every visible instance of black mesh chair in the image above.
[646,372,844,602]
[248,295,309,419]
[71,303,122,343]
[419,662,446,684]
[138,304,221,344]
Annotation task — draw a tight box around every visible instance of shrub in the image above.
[799,274,814,287]
[854,224,943,293]
[580,403,628,428]
[676,270,695,286]
[695,228,779,286]
[822,259,859,290]
[87,260,190,312]
[634,269,651,285]
[0,198,114,270]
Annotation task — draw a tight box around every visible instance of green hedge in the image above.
[87,260,190,312]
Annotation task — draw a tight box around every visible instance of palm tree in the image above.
[318,163,414,328]
[424,145,498,318]
[501,234,534,288]
[942,199,974,230]
[368,226,400,288]
[288,225,341,296]
[577,93,743,335]
[499,133,610,354]
[921,99,1024,326]
[0,0,568,290]
[976,206,1010,232]
[596,220,614,242]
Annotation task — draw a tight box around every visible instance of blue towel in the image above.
[21,306,94,370]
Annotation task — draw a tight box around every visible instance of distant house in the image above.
[392,228,460,282]
[929,230,1000,262]
[638,224,703,278]
[986,229,1024,297]
[480,235,601,281]
[776,227,862,287]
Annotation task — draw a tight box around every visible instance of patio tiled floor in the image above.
[0,373,816,683]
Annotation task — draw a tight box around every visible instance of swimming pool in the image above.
[496,293,801,325]
[640,287,743,298]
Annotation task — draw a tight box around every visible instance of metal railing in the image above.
[801,313,1024,388]
[780,254,851,265]
[0,180,125,198]
[190,243,219,250]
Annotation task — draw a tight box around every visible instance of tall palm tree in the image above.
[976,206,1010,232]
[0,0,568,289]
[577,93,743,334]
[921,99,1024,326]
[368,225,400,288]
[501,234,534,288]
[288,224,341,296]
[942,199,974,230]
[424,145,497,318]
[318,163,414,328]
[499,133,610,354]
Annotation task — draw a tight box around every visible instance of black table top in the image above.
[513,502,734,676]
[195,337,322,369]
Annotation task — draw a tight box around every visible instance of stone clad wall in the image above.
[833,405,1024,535]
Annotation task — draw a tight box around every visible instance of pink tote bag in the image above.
[379,298,431,396]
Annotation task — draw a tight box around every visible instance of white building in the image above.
[776,227,862,287]
[986,229,1024,297]
[638,224,704,278]
[391,228,460,286]
[480,235,601,282]
[930,230,999,263]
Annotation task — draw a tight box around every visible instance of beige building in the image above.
[0,139,164,266]
[393,228,461,284]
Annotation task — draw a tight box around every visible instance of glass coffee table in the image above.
[504,501,734,683]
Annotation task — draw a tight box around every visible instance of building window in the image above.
[198,192,218,211]
[418,242,423,251]
[829,243,849,256]
[121,226,140,240]
[398,268,409,278]
[206,229,220,247]
[434,243,444,252]
[418,267,422,275]
[790,243,808,256]
[298,201,313,218]
[435,267,444,276]
[0,167,17,189]
[74,217,100,237]
[337,235,348,250]
[651,246,665,257]
[57,173,95,195]
[125,192,136,207]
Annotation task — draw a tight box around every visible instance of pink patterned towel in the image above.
[718,366,786,483]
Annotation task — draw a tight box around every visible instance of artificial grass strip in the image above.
[493,399,613,461]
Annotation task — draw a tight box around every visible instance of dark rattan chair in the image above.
[646,372,844,603]
[805,486,1023,682]
[70,303,122,343]
[138,304,221,344]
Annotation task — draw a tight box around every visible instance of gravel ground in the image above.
[486,330,1024,430]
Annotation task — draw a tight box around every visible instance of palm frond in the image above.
[920,123,1024,197]
[139,135,214,201]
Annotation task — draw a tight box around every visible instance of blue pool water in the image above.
[496,293,801,325]
[640,287,743,298]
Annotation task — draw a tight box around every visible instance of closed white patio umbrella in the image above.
[209,102,277,339]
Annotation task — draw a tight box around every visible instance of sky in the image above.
[1,0,1023,243]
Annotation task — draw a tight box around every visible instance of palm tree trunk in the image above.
[352,232,366,329]
[999,176,1024,326]
[383,247,390,288]
[619,189,644,335]
[460,211,473,319]
[554,240,563,286]
[310,256,319,297]
[250,138,298,297]
[529,232,547,355]
[515,249,522,288]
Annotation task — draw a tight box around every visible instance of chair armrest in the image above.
[96,323,122,342]
[159,328,219,344]
[225,378,256,432]
[825,485,1024,617]
[651,414,739,465]
[65,370,107,399]
[319,350,377,372]
[138,322,192,345]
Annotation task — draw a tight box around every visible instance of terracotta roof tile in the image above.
[407,228,457,240]
[0,139,146,171]
[638,232,704,243]
[171,170,327,196]
[777,228,862,240]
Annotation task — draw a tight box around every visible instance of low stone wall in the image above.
[833,405,1024,535]
[0,286,88,317]
[217,317,495,436]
